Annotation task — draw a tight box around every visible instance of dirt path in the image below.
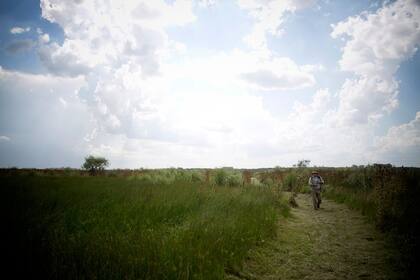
[228,193,397,280]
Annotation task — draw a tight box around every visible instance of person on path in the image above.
[308,171,324,210]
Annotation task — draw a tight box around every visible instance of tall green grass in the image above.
[1,174,287,279]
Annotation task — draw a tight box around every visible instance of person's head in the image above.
[311,171,319,176]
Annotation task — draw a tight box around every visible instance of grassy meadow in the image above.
[1,165,419,279]
[1,169,288,279]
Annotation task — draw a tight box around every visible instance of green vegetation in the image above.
[1,172,288,279]
[2,165,419,279]
[82,155,109,175]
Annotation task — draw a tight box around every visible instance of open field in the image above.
[1,172,288,279]
[1,166,419,279]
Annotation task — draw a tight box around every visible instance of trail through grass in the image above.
[230,193,399,280]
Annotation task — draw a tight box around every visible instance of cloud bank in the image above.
[0,0,419,167]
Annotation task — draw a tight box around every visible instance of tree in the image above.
[82,155,109,175]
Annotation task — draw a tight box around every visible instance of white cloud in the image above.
[377,112,420,152]
[238,0,316,51]
[276,0,420,166]
[290,88,331,124]
[34,0,383,168]
[36,0,201,144]
[334,76,399,125]
[331,0,420,126]
[331,0,420,76]
[2,0,416,168]
[373,112,420,166]
[165,50,316,92]
[38,41,95,77]
[10,26,30,34]
[240,57,316,90]
[40,33,50,43]
[37,0,317,154]
[38,0,195,77]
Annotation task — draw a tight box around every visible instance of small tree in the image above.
[82,155,109,175]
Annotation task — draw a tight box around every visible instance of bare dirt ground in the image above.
[228,193,399,280]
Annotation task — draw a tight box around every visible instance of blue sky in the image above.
[0,0,419,168]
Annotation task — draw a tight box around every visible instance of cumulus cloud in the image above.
[331,0,420,126]
[39,33,50,44]
[36,0,199,143]
[36,0,316,153]
[373,112,420,166]
[335,76,399,125]
[240,57,316,90]
[331,0,420,76]
[38,0,195,77]
[10,27,30,34]
[2,0,417,167]
[377,112,420,152]
[38,42,93,77]
[273,0,420,166]
[165,50,316,92]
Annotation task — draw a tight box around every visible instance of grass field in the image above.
[2,166,419,279]
[1,173,288,279]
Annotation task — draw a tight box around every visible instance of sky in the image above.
[0,0,419,168]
